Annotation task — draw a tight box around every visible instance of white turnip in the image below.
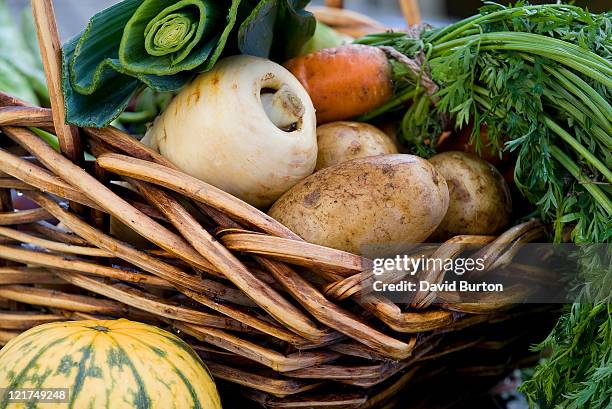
[144,55,318,208]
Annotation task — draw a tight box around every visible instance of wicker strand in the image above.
[96,153,300,240]
[0,147,100,209]
[0,245,172,288]
[31,0,81,162]
[24,192,259,308]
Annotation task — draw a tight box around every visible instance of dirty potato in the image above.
[315,122,398,170]
[429,151,512,241]
[269,155,449,255]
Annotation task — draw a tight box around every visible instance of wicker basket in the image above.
[0,1,556,408]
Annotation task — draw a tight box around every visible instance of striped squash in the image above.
[0,319,222,409]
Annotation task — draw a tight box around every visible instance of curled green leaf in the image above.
[145,12,198,57]
[119,0,224,75]
[63,0,315,128]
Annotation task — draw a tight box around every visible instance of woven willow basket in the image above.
[0,1,557,408]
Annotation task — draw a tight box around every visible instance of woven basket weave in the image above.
[0,1,556,408]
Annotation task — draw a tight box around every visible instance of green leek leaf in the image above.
[62,33,141,128]
[68,0,142,96]
[274,0,316,60]
[237,0,277,58]
[64,0,240,127]
[238,0,316,60]
[62,0,314,128]
[119,0,224,75]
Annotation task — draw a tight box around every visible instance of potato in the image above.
[315,122,398,170]
[269,155,449,255]
[429,151,512,241]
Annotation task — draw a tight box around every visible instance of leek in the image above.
[62,0,315,128]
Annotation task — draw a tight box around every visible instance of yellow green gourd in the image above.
[0,319,221,409]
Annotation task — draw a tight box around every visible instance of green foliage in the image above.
[238,0,316,61]
[0,0,48,104]
[62,0,315,127]
[0,59,37,104]
[116,87,175,135]
[521,243,611,408]
[297,22,347,56]
[521,302,611,409]
[356,4,611,407]
[356,3,611,244]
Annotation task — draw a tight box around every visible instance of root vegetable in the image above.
[429,151,512,241]
[269,154,449,256]
[260,84,305,129]
[284,44,393,124]
[144,55,317,208]
[315,121,398,170]
[437,123,510,167]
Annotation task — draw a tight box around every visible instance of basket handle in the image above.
[324,0,344,7]
[400,0,421,25]
[31,0,82,163]
[324,0,422,25]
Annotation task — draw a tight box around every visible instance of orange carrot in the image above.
[284,44,393,124]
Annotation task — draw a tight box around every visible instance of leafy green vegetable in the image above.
[62,0,192,127]
[298,21,349,56]
[0,0,48,104]
[63,0,315,127]
[520,243,611,409]
[119,0,225,75]
[356,2,611,243]
[238,0,316,60]
[521,302,611,408]
[117,87,174,135]
[0,58,38,103]
[357,3,611,407]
